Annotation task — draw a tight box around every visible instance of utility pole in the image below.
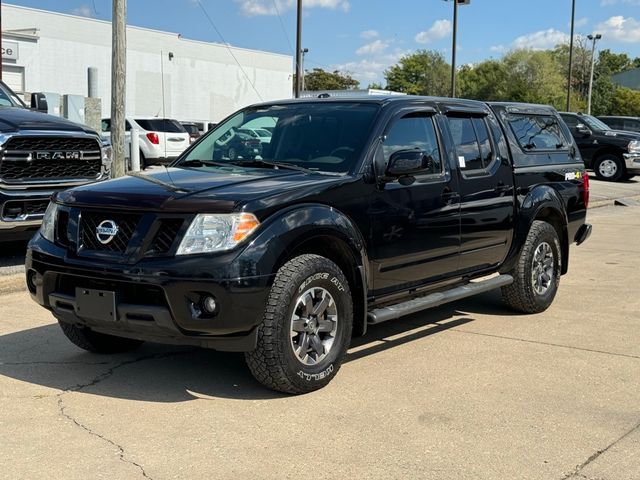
[587,33,602,115]
[294,0,302,98]
[111,0,127,178]
[450,0,458,97]
[566,0,576,112]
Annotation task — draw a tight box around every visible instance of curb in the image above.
[589,194,640,209]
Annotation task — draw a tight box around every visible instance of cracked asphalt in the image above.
[0,205,639,479]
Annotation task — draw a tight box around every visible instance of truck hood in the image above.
[598,129,640,141]
[0,107,97,134]
[56,166,349,214]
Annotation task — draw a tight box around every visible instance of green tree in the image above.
[301,68,360,91]
[502,50,569,109]
[458,60,509,100]
[610,87,640,116]
[367,82,386,90]
[384,50,450,96]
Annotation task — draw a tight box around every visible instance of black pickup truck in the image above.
[0,81,111,241]
[560,111,640,182]
[26,96,591,394]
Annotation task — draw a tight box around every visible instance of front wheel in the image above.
[245,254,353,394]
[502,220,561,314]
[594,154,625,182]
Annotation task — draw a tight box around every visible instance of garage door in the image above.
[2,65,25,94]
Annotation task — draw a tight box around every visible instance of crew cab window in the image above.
[383,114,442,175]
[560,115,578,129]
[507,114,567,151]
[448,116,494,171]
[624,119,640,132]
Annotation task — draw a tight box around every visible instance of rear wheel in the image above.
[594,154,625,182]
[228,147,238,160]
[58,321,144,354]
[139,150,147,170]
[245,254,353,394]
[502,220,561,314]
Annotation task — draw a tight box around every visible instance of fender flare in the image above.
[501,185,569,274]
[237,203,369,335]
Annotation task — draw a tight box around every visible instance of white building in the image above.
[1,4,293,122]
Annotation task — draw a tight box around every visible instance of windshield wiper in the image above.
[178,159,232,168]
[228,159,315,174]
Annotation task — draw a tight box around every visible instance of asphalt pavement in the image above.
[0,204,638,479]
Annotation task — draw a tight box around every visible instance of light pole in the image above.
[566,0,576,111]
[587,33,602,115]
[445,0,470,98]
[301,48,309,92]
[294,0,302,98]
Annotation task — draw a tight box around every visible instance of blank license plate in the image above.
[75,288,118,322]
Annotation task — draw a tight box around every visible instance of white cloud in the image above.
[334,50,408,85]
[512,28,569,50]
[574,17,589,28]
[356,39,389,56]
[490,44,507,53]
[596,15,640,42]
[71,4,95,17]
[601,0,640,5]
[360,29,379,40]
[415,19,452,44]
[236,0,350,16]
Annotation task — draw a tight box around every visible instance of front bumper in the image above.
[623,153,640,173]
[0,188,57,240]
[26,239,274,351]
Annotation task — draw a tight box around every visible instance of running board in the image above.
[367,274,513,325]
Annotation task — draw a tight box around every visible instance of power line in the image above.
[195,0,263,101]
[271,0,295,55]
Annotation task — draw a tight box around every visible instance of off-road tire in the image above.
[245,254,353,394]
[58,321,144,353]
[593,154,625,182]
[502,220,561,314]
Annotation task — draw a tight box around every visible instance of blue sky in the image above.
[6,0,640,86]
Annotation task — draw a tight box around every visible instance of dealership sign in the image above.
[2,41,19,60]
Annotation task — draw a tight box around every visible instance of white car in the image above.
[101,117,191,168]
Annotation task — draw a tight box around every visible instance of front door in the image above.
[445,112,515,273]
[369,111,461,296]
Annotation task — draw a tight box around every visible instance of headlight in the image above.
[628,140,640,153]
[176,213,260,255]
[40,202,59,243]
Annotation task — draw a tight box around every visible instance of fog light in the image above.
[201,296,217,314]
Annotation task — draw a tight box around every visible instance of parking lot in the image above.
[0,194,638,479]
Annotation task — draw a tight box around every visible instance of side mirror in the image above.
[575,124,592,137]
[386,149,432,177]
[30,92,49,113]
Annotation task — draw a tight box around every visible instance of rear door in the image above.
[369,109,461,295]
[444,109,515,273]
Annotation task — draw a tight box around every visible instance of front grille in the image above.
[145,219,183,256]
[0,136,102,183]
[1,199,50,220]
[79,211,142,253]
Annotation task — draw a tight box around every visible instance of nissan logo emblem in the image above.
[95,219,119,245]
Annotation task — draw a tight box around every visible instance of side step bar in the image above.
[367,274,513,325]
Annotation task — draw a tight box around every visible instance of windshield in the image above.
[582,115,611,131]
[176,102,380,174]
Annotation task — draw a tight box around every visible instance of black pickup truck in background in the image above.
[560,111,640,182]
[26,96,591,394]
[0,81,111,241]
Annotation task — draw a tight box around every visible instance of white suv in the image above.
[101,117,191,168]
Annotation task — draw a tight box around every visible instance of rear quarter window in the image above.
[507,114,568,151]
[135,119,187,133]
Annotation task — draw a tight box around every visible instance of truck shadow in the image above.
[0,292,514,402]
